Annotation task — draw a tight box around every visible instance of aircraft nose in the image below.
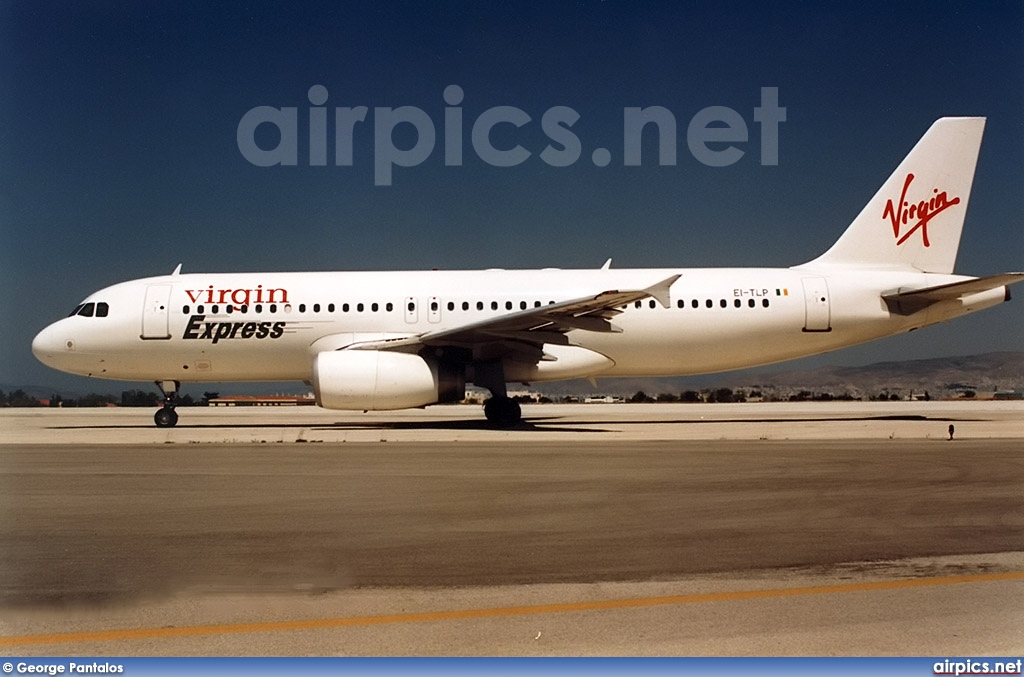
[32,322,71,367]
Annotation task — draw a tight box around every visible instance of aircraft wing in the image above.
[348,274,680,351]
[883,272,1024,315]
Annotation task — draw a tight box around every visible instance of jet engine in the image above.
[313,350,464,410]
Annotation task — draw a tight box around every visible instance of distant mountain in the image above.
[718,351,1023,398]
[532,352,1024,399]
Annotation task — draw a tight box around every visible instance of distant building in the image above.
[993,389,1024,400]
[208,395,315,407]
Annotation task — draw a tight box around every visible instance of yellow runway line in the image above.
[3,570,1022,648]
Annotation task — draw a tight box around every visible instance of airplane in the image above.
[32,117,1023,428]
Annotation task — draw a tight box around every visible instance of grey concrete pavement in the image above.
[0,404,1021,655]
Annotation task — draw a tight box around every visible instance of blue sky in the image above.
[1,0,1021,393]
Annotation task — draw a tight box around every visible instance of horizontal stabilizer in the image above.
[883,273,1024,315]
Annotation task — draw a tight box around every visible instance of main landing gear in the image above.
[476,360,523,428]
[484,396,522,428]
[154,380,180,428]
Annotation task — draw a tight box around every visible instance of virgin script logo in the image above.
[882,173,960,247]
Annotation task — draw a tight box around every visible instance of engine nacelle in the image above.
[313,350,463,411]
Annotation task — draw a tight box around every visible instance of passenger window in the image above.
[520,301,527,310]
[477,301,484,311]
[692,300,699,309]
[299,304,307,313]
[431,301,439,312]
[182,305,190,314]
[270,304,277,313]
[211,305,219,314]
[386,302,393,312]
[719,299,727,308]
[96,302,109,317]
[677,300,684,309]
[649,300,656,309]
[505,301,513,310]
[634,301,642,309]
[372,302,379,312]
[706,299,713,308]
[407,301,415,312]
[447,301,455,311]
[462,301,469,311]
[762,299,770,308]
[748,299,755,308]
[226,305,233,314]
[491,301,498,310]
[313,303,320,313]
[734,299,741,308]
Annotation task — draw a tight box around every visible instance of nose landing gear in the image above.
[154,406,178,428]
[154,380,180,428]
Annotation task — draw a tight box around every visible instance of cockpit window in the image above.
[69,301,109,318]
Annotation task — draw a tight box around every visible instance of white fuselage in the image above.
[29,117,1019,426]
[31,266,1004,385]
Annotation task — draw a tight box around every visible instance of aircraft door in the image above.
[801,277,831,332]
[141,284,172,339]
[428,296,441,323]
[404,297,418,324]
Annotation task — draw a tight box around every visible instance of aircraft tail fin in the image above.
[804,117,985,274]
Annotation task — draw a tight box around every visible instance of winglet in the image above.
[644,274,681,308]
[601,258,612,270]
[171,263,183,276]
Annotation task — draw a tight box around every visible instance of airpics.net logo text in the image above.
[236,86,786,186]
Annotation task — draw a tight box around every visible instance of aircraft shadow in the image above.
[47,415,607,434]
[309,417,603,434]
[46,413,978,437]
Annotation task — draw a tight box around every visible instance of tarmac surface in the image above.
[0,402,1022,655]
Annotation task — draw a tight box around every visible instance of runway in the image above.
[1,403,1022,655]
